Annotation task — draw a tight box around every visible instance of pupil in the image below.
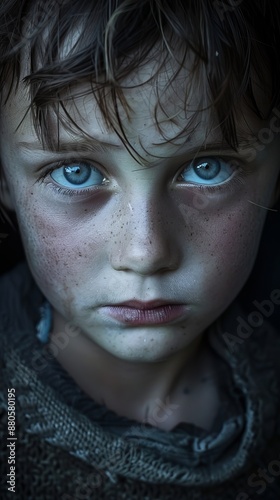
[64,164,91,185]
[194,159,220,180]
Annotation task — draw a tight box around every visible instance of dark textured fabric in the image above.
[0,263,280,499]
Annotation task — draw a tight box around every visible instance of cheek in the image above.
[191,203,266,303]
[15,183,266,323]
[15,197,105,314]
[177,180,268,281]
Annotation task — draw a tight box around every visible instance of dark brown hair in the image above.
[0,0,280,154]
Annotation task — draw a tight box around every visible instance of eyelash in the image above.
[176,157,251,194]
[35,157,250,197]
[36,159,106,197]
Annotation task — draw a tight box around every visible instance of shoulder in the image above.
[0,260,43,338]
[210,300,280,438]
[0,260,32,293]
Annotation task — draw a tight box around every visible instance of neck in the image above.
[49,310,215,430]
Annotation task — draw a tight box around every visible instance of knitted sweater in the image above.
[0,263,280,500]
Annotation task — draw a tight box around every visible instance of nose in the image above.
[109,194,181,275]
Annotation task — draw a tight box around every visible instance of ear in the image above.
[0,172,15,212]
[271,173,280,208]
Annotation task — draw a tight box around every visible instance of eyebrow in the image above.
[17,133,259,161]
[18,137,123,154]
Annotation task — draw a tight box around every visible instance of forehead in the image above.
[0,60,201,148]
[0,51,271,162]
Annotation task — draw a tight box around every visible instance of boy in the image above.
[0,0,280,498]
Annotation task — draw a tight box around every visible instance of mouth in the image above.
[101,300,188,325]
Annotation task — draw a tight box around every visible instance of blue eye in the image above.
[179,157,235,185]
[50,161,105,188]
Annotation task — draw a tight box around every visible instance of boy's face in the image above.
[1,60,279,363]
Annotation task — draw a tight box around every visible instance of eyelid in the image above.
[180,151,242,164]
[177,154,241,177]
[36,157,108,181]
[174,155,248,195]
[35,152,254,199]
[34,159,111,199]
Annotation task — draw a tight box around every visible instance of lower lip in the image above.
[102,305,187,325]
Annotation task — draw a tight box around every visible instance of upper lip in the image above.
[109,300,183,310]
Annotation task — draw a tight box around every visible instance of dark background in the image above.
[0,201,280,328]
